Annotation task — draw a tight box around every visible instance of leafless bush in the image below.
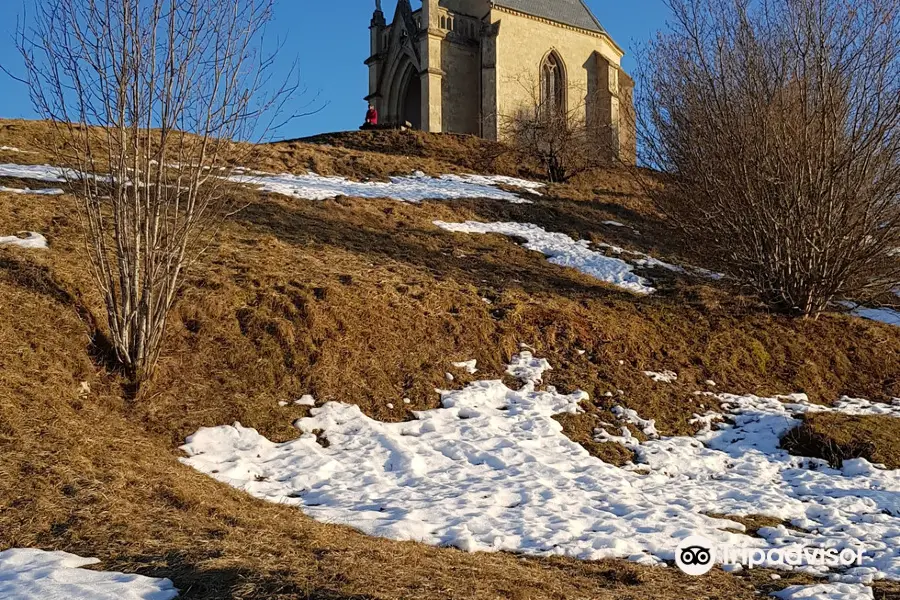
[17,0,296,385]
[637,0,900,316]
[501,77,615,183]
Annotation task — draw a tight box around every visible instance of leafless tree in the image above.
[500,75,617,183]
[17,0,297,385]
[636,0,900,316]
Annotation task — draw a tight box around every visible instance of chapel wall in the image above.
[438,39,481,135]
[437,0,489,18]
[489,9,623,139]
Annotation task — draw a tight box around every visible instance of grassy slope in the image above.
[1,118,899,599]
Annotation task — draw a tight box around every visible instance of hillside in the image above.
[1,118,899,599]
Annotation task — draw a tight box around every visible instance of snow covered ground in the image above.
[629,252,725,280]
[850,305,900,327]
[0,232,48,249]
[0,548,178,600]
[434,220,656,294]
[228,170,540,204]
[433,220,725,293]
[0,163,69,182]
[773,582,874,600]
[1,160,544,204]
[0,185,64,196]
[643,370,678,383]
[835,301,900,328]
[182,352,900,600]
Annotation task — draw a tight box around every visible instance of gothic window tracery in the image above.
[541,52,566,115]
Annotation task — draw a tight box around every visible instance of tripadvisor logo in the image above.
[674,535,866,576]
[675,535,716,575]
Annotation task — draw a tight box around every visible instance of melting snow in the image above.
[0,146,33,153]
[772,583,874,599]
[838,298,900,327]
[629,252,725,280]
[228,170,539,204]
[182,352,900,600]
[434,221,655,294]
[0,548,178,600]
[452,360,478,374]
[851,305,900,327]
[446,174,544,195]
[0,186,64,196]
[643,370,678,383]
[612,405,659,438]
[0,163,69,182]
[0,233,48,249]
[295,395,316,407]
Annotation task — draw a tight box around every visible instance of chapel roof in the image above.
[492,0,605,33]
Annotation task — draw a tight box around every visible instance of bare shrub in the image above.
[17,0,296,385]
[637,0,900,316]
[503,105,599,184]
[501,76,616,183]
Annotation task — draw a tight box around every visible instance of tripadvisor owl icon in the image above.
[675,535,716,576]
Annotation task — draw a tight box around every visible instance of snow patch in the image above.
[228,170,538,204]
[0,186,64,196]
[611,405,659,438]
[643,370,678,383]
[630,252,724,281]
[772,583,874,600]
[434,221,655,294]
[295,395,316,407]
[0,163,69,182]
[0,548,178,600]
[689,411,724,435]
[0,232,48,249]
[0,146,34,154]
[851,305,900,327]
[181,353,900,594]
[446,174,544,195]
[452,360,478,374]
[504,351,551,386]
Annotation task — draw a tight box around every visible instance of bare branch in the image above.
[635,0,900,316]
[17,0,301,386]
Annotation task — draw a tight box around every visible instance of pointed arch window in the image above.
[541,52,566,115]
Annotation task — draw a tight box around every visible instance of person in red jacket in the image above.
[365,103,378,126]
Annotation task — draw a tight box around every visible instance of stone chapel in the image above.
[366,0,635,163]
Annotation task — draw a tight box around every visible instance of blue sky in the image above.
[0,1,670,140]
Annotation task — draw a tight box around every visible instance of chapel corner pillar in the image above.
[366,8,387,114]
[593,53,636,165]
[419,0,444,133]
[421,67,444,133]
[480,20,501,141]
[592,52,619,160]
[617,69,637,165]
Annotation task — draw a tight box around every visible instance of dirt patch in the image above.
[294,129,535,179]
[781,413,900,469]
[706,514,796,537]
[873,581,900,599]
[554,411,637,466]
[734,568,820,597]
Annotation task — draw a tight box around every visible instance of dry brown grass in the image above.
[781,413,900,469]
[2,118,899,598]
[0,119,527,181]
[704,514,796,537]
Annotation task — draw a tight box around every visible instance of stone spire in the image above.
[371,0,386,27]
